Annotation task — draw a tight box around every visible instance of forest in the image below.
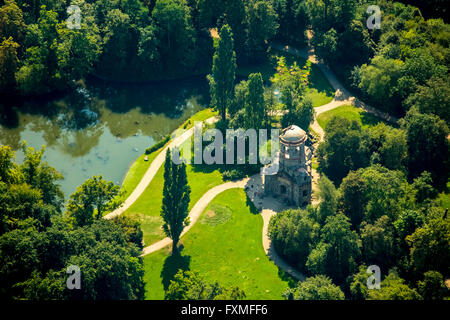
[0,0,448,121]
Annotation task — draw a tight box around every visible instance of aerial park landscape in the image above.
[0,0,449,309]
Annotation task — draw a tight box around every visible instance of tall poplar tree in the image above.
[161,148,191,254]
[244,72,266,129]
[208,24,236,122]
[246,0,278,63]
[223,0,246,60]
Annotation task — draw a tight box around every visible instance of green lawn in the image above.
[438,192,450,210]
[123,163,224,246]
[280,52,335,107]
[119,108,217,200]
[143,188,294,300]
[311,157,318,170]
[179,108,218,131]
[237,51,334,108]
[317,105,386,130]
[114,108,220,245]
[437,182,450,210]
[306,88,334,107]
[119,148,165,200]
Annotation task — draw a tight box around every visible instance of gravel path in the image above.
[141,178,249,256]
[140,174,307,281]
[272,42,398,126]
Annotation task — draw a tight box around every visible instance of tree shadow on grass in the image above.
[190,162,222,174]
[279,51,334,97]
[360,112,387,128]
[161,245,191,291]
[245,194,260,215]
[277,266,299,289]
[309,65,335,96]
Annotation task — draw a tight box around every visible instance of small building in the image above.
[263,125,312,207]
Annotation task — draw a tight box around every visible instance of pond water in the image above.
[0,77,209,197]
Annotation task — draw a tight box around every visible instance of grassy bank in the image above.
[120,150,164,201]
[123,164,224,245]
[119,108,218,199]
[237,50,335,108]
[116,109,220,245]
[317,105,386,130]
[437,182,450,210]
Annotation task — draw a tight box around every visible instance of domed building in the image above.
[263,125,312,207]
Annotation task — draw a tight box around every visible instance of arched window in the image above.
[280,185,287,194]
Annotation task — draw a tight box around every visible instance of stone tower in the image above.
[263,125,312,207]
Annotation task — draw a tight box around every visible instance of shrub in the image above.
[222,169,245,181]
[145,135,170,155]
[283,275,345,300]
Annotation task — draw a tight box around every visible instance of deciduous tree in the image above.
[402,108,449,191]
[67,175,121,227]
[406,213,450,276]
[284,275,345,300]
[417,271,447,300]
[316,175,338,225]
[166,270,245,300]
[368,271,422,300]
[268,209,319,272]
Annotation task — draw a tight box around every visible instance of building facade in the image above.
[263,125,312,207]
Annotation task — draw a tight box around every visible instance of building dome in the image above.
[281,125,307,144]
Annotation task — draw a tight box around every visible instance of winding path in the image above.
[141,179,249,255]
[105,42,398,282]
[104,117,218,220]
[272,42,398,140]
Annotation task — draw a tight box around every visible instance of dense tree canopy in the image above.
[152,0,198,75]
[0,0,286,96]
[268,208,318,272]
[307,213,360,283]
[406,212,450,276]
[272,0,308,45]
[367,271,422,300]
[402,108,449,191]
[67,175,122,227]
[1,0,448,302]
[246,0,278,63]
[317,117,369,184]
[417,270,448,300]
[165,270,245,300]
[352,3,449,118]
[0,145,145,300]
[0,37,20,92]
[284,275,345,300]
[272,162,447,299]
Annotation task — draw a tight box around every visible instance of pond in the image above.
[0,76,209,198]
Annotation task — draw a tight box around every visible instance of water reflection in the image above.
[0,76,209,196]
